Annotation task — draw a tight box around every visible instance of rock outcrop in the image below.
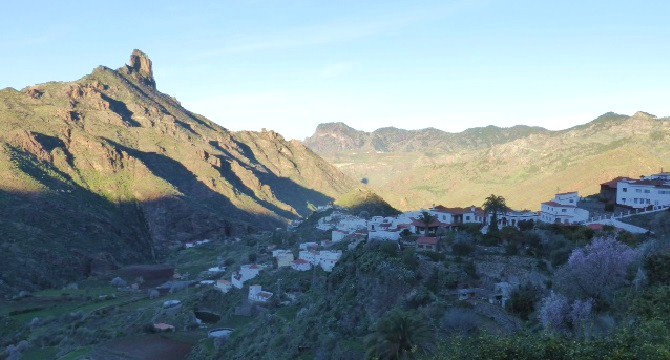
[126,49,155,88]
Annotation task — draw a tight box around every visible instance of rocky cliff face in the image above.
[0,50,356,292]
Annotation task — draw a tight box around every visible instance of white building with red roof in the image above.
[248,284,273,303]
[540,192,589,225]
[291,259,312,271]
[232,264,263,289]
[215,279,232,293]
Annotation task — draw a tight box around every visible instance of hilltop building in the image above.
[615,172,670,209]
[540,192,589,225]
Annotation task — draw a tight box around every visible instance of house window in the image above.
[646,199,651,204]
[623,188,628,192]
[465,216,470,220]
[622,197,626,203]
[634,198,638,204]
[569,199,574,203]
[644,189,650,193]
[561,209,566,213]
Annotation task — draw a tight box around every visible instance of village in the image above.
[179,171,670,317]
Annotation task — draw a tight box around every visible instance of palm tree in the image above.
[483,194,508,234]
[417,211,436,235]
[365,310,433,360]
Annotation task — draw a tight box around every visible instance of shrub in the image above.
[645,253,670,286]
[110,277,127,288]
[401,249,419,270]
[441,308,480,335]
[505,244,519,256]
[452,241,474,256]
[550,247,572,267]
[508,283,541,320]
[462,261,478,279]
[422,251,445,262]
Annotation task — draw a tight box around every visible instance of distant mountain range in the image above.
[304,112,670,211]
[0,50,356,292]
[304,122,549,154]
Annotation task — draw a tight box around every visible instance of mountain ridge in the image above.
[0,50,357,291]
[304,112,670,212]
[304,111,665,155]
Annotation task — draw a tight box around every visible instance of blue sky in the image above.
[2,0,669,139]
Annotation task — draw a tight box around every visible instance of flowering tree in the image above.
[570,298,594,338]
[539,292,570,332]
[554,236,638,305]
[539,292,594,335]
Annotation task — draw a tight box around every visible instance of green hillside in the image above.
[306,112,670,211]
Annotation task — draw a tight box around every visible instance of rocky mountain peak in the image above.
[126,49,155,88]
[632,111,656,120]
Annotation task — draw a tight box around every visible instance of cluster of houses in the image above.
[201,171,670,310]
[600,171,670,210]
[315,191,595,245]
[314,171,670,243]
[272,245,343,273]
[210,264,274,304]
[208,244,343,304]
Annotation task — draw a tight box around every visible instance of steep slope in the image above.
[0,50,356,291]
[305,112,670,211]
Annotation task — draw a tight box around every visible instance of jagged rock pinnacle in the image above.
[128,49,155,88]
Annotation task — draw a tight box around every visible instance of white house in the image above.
[248,284,273,303]
[488,210,539,228]
[369,229,401,241]
[272,250,294,268]
[215,279,232,293]
[298,250,343,272]
[616,175,670,210]
[299,242,319,251]
[291,259,312,271]
[337,215,368,232]
[231,264,262,289]
[430,206,486,226]
[332,230,347,242]
[540,192,589,225]
[298,250,320,266]
[318,250,343,272]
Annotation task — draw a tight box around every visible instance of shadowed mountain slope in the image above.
[0,50,356,292]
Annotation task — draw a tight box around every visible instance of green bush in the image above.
[401,249,419,270]
[550,247,572,267]
[505,244,519,256]
[422,251,446,261]
[452,241,474,256]
[646,253,670,286]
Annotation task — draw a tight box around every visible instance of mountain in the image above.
[0,50,356,292]
[303,122,549,154]
[334,187,401,218]
[304,112,670,211]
